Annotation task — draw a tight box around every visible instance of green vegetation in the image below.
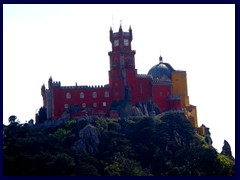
[3,114,235,176]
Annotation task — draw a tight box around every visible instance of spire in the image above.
[159,55,163,63]
[129,25,133,40]
[119,20,122,30]
[110,26,113,32]
[159,50,163,63]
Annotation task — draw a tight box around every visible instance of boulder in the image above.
[221,140,234,160]
[74,124,101,154]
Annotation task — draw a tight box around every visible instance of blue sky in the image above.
[3,4,235,156]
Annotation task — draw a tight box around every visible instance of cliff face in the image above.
[3,114,235,176]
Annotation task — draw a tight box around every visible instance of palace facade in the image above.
[39,25,198,129]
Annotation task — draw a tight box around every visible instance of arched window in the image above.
[80,92,84,98]
[93,102,97,107]
[104,91,109,98]
[64,104,69,109]
[82,103,86,108]
[103,102,107,107]
[66,92,71,99]
[92,92,97,98]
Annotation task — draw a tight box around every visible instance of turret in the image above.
[41,84,45,96]
[48,76,52,88]
[129,25,132,41]
[110,26,113,42]
[119,24,123,35]
[41,83,47,108]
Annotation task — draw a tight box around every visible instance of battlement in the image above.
[173,70,186,74]
[52,81,61,87]
[112,32,119,37]
[137,74,152,78]
[112,32,130,38]
[123,32,130,37]
[152,78,172,85]
[60,84,112,90]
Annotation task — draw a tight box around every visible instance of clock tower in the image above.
[108,25,137,102]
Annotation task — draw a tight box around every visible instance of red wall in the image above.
[152,85,172,112]
[169,99,182,110]
[132,77,152,105]
[51,86,114,119]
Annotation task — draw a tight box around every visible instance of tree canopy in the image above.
[3,114,235,176]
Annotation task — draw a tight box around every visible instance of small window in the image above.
[92,92,97,98]
[93,102,97,107]
[82,103,86,108]
[66,92,71,99]
[114,39,119,47]
[64,104,69,109]
[80,92,84,98]
[103,102,106,107]
[104,91,109,98]
[124,39,129,46]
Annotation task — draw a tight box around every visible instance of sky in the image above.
[3,4,235,157]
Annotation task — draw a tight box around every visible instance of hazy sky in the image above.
[3,4,235,156]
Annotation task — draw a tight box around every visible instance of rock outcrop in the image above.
[221,140,234,160]
[74,124,101,154]
[173,130,183,147]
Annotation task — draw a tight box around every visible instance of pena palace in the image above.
[38,25,207,133]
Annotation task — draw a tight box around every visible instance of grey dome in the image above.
[148,62,175,79]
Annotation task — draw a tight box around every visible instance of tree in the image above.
[37,107,47,124]
[8,115,17,124]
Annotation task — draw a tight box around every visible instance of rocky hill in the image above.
[3,114,235,176]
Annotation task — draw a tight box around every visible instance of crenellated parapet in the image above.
[137,74,152,78]
[152,78,172,85]
[52,81,61,87]
[60,84,112,90]
[173,70,186,74]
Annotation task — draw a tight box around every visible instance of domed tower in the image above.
[147,56,177,112]
[148,56,198,128]
[148,55,189,108]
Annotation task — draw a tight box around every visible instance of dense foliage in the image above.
[3,114,235,176]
